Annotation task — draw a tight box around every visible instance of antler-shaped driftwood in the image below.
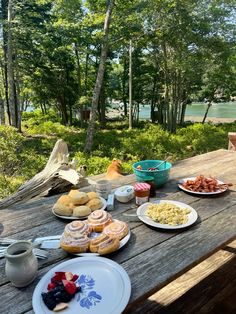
[0,139,86,209]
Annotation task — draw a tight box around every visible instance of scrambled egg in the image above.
[146,202,190,225]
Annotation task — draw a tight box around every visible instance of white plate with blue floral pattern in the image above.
[32,256,131,314]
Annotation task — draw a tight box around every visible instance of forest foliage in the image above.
[0,1,236,199]
[0,111,235,199]
[0,0,235,133]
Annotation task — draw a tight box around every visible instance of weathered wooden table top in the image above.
[1,149,236,314]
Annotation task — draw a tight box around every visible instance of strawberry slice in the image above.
[47,282,56,291]
[62,279,77,295]
[72,274,79,282]
[55,272,66,280]
[51,272,66,283]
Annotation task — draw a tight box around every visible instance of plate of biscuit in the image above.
[52,190,107,220]
[60,209,130,256]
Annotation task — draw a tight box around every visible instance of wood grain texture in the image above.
[129,240,236,313]
[0,149,236,314]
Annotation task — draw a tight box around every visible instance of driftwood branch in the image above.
[228,132,236,151]
[0,139,88,209]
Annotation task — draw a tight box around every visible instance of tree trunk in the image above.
[7,0,18,129]
[99,81,106,127]
[84,46,89,95]
[0,97,5,124]
[129,39,133,129]
[122,53,128,116]
[1,0,10,125]
[74,42,82,126]
[84,0,115,153]
[202,100,212,124]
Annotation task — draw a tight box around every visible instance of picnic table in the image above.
[1,149,236,314]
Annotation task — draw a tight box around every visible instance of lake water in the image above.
[138,102,236,119]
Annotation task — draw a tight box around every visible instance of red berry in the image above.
[72,274,79,282]
[47,282,56,291]
[55,272,66,280]
[62,280,77,295]
[51,272,66,283]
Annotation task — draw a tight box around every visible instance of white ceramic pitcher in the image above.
[5,240,38,287]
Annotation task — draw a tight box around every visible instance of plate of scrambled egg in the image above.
[136,200,198,229]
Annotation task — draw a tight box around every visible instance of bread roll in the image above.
[53,195,75,216]
[73,206,91,218]
[86,198,103,211]
[103,220,129,240]
[60,233,90,253]
[68,190,89,205]
[64,220,91,237]
[53,203,73,216]
[87,191,99,200]
[97,237,120,255]
[87,210,112,232]
[89,234,110,253]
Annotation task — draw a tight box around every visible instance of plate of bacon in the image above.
[178,175,232,195]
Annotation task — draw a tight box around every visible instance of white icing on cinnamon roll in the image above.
[87,210,112,232]
[64,220,91,237]
[60,233,90,253]
[103,220,129,240]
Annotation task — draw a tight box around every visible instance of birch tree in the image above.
[84,0,115,153]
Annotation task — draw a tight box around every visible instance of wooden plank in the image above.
[122,205,236,308]
[129,240,236,313]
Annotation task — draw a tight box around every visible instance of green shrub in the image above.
[0,125,24,175]
[0,120,233,200]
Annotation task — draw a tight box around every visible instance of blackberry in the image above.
[76,286,81,293]
[59,290,74,303]
[41,292,57,310]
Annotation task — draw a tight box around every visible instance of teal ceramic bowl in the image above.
[132,160,172,188]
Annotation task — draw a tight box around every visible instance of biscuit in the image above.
[87,191,99,200]
[68,190,89,205]
[86,198,103,211]
[53,203,73,216]
[57,195,74,207]
[73,205,91,218]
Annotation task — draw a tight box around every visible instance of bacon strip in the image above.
[182,175,232,193]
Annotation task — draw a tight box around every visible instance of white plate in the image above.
[178,177,227,195]
[137,200,198,229]
[52,197,107,220]
[74,228,131,257]
[32,256,131,314]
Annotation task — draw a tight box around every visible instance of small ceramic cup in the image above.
[5,240,38,287]
[93,180,112,200]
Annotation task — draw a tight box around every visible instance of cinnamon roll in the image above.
[89,234,111,253]
[103,220,129,240]
[64,220,92,237]
[87,210,112,232]
[97,237,120,255]
[60,233,90,253]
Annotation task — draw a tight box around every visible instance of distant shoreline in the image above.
[106,109,236,124]
[184,116,236,123]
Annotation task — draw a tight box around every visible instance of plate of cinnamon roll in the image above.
[52,190,107,219]
[60,210,130,256]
